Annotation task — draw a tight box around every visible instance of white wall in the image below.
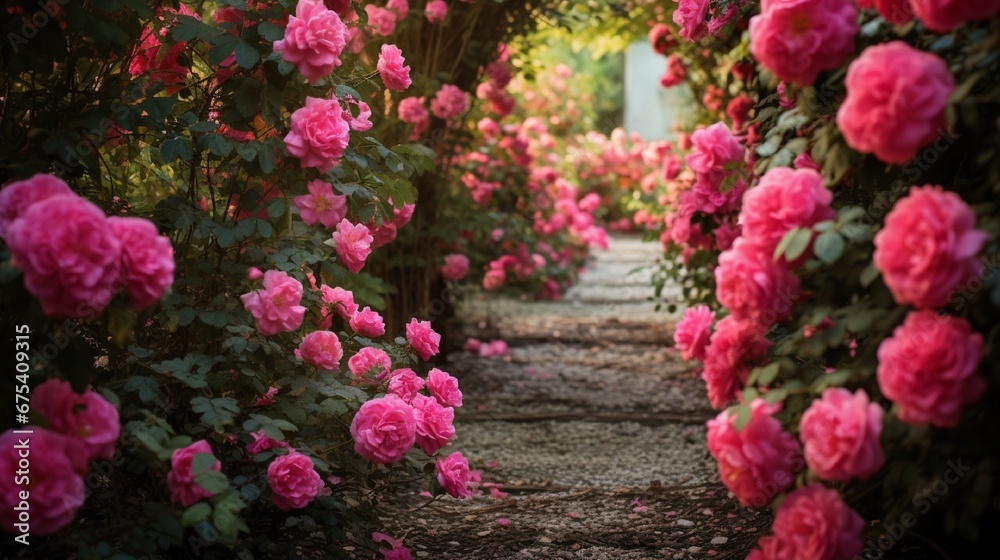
[623,41,691,142]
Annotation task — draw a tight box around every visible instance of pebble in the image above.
[711,536,729,545]
[676,519,694,527]
[688,546,703,553]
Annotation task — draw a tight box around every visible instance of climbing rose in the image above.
[685,122,744,190]
[168,440,222,506]
[837,42,954,164]
[348,347,392,378]
[430,84,470,119]
[412,394,456,455]
[436,452,481,498]
[753,485,865,559]
[398,96,429,137]
[241,270,307,336]
[740,167,834,257]
[388,368,425,402]
[706,399,802,507]
[857,0,913,24]
[330,219,374,274]
[674,305,715,361]
[648,22,677,54]
[715,238,801,326]
[426,368,463,408]
[393,202,417,228]
[726,94,754,131]
[246,430,290,455]
[320,285,358,319]
[749,0,858,86]
[365,5,397,36]
[659,55,687,88]
[377,44,412,91]
[350,395,416,464]
[387,0,409,20]
[294,179,347,228]
[909,0,1000,32]
[297,330,343,371]
[0,429,85,535]
[483,268,505,290]
[284,96,351,172]
[873,186,987,308]
[0,173,74,238]
[876,310,986,428]
[273,0,347,83]
[673,0,710,42]
[349,306,386,338]
[6,194,121,319]
[406,319,441,361]
[440,253,470,280]
[343,97,373,132]
[107,217,176,310]
[701,316,772,409]
[31,379,120,463]
[267,449,325,510]
[800,389,885,481]
[425,0,448,23]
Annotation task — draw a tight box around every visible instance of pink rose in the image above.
[700,316,772,408]
[348,346,392,378]
[753,485,865,560]
[168,440,222,506]
[406,319,441,361]
[398,97,429,138]
[273,0,347,83]
[436,452,481,498]
[392,202,416,228]
[294,179,347,228]
[107,217,175,310]
[342,96,373,131]
[836,42,954,164]
[350,306,386,337]
[367,220,398,249]
[387,0,409,20]
[714,222,741,252]
[648,22,677,54]
[373,532,414,560]
[479,339,509,358]
[350,395,416,464]
[715,238,801,326]
[426,368,462,408]
[430,84,470,120]
[425,0,448,23]
[739,167,834,258]
[440,253,470,281]
[659,55,687,88]
[749,0,858,86]
[483,268,505,290]
[673,305,715,361]
[378,44,412,91]
[6,194,121,319]
[330,219,374,274]
[284,96,351,172]
[876,310,986,427]
[246,430,290,455]
[248,267,264,280]
[0,428,85,535]
[800,388,885,481]
[412,394,456,455]
[464,338,482,353]
[672,0,710,42]
[910,0,1000,32]
[706,399,802,507]
[685,122,744,193]
[241,270,307,336]
[388,368,425,402]
[267,449,325,510]
[365,5,397,36]
[320,285,358,319]
[857,0,913,24]
[0,173,74,238]
[725,94,753,131]
[873,186,987,308]
[297,330,343,370]
[31,379,120,463]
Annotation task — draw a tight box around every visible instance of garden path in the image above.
[379,235,772,559]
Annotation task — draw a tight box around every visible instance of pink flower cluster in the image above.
[430,84,470,120]
[749,484,865,559]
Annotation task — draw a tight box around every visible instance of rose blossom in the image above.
[436,452,481,498]
[320,285,358,319]
[909,0,1000,32]
[715,238,801,326]
[273,0,347,83]
[365,5,397,36]
[294,179,347,228]
[673,305,715,361]
[800,388,885,481]
[706,399,801,507]
[406,318,441,361]
[440,253,470,280]
[430,84,470,119]
[348,346,392,378]
[0,428,85,535]
[393,202,416,228]
[749,0,858,86]
[241,270,307,336]
[31,379,120,463]
[107,217,176,310]
[0,173,74,238]
[483,268,505,290]
[685,122,744,190]
[411,394,456,455]
[387,0,409,20]
[268,449,325,510]
[350,306,386,337]
[648,22,677,54]
[726,94,754,131]
[378,44,412,91]
[398,96,429,137]
[425,0,448,23]
[168,440,222,506]
[426,368,462,408]
[284,96,351,172]
[350,394,416,464]
[673,0,710,42]
[752,485,865,559]
[701,316,772,408]
[297,330,343,370]
[246,430,290,455]
[836,42,954,164]
[876,310,986,428]
[740,167,834,257]
[659,55,687,88]
[857,0,913,24]
[388,368,425,402]
[373,532,413,560]
[873,186,987,308]
[329,219,374,274]
[342,96,373,131]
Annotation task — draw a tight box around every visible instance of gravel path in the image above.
[381,235,771,559]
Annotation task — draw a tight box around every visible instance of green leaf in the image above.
[335,182,374,198]
[161,138,191,163]
[171,15,219,42]
[733,404,752,431]
[783,228,813,262]
[258,22,285,42]
[258,142,276,173]
[123,376,159,404]
[200,133,234,157]
[194,470,229,494]
[750,363,781,386]
[182,503,212,527]
[235,40,260,69]
[192,453,218,475]
[859,263,880,288]
[256,218,273,238]
[234,141,258,162]
[813,231,845,264]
